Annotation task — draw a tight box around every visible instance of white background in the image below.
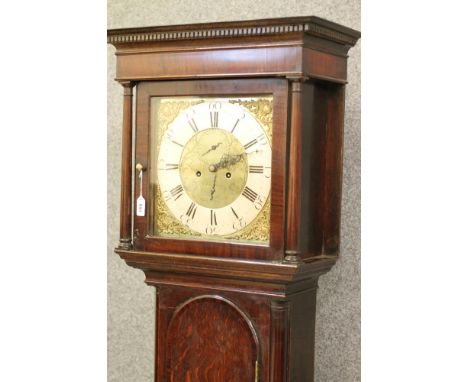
[1,0,467,380]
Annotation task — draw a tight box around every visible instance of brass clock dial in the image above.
[178,128,248,209]
[152,97,272,242]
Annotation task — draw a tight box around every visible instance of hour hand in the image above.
[214,153,245,170]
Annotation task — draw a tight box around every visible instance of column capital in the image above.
[117,80,135,87]
[117,80,135,95]
[286,76,309,92]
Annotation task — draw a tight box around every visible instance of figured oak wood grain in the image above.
[166,296,258,382]
[156,287,272,382]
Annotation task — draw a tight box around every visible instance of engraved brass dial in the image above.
[179,129,248,209]
[152,97,272,242]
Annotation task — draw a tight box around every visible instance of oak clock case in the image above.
[109,15,360,382]
[134,79,288,260]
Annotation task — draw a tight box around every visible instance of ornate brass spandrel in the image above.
[151,98,205,153]
[224,196,270,243]
[153,184,202,238]
[229,98,273,143]
[150,96,273,244]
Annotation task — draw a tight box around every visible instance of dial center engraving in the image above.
[179,129,248,209]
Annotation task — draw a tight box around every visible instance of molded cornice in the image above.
[107,16,360,47]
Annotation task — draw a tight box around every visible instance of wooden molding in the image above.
[108,16,360,47]
[108,18,359,83]
[115,249,336,285]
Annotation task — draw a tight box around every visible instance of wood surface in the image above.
[166,296,258,382]
[134,78,288,261]
[117,81,135,249]
[150,275,320,381]
[154,286,270,382]
[108,15,360,382]
[108,16,359,83]
[107,15,361,46]
[285,78,304,260]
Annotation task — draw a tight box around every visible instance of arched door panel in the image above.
[166,296,259,382]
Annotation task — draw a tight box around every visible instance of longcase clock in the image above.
[108,16,360,382]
